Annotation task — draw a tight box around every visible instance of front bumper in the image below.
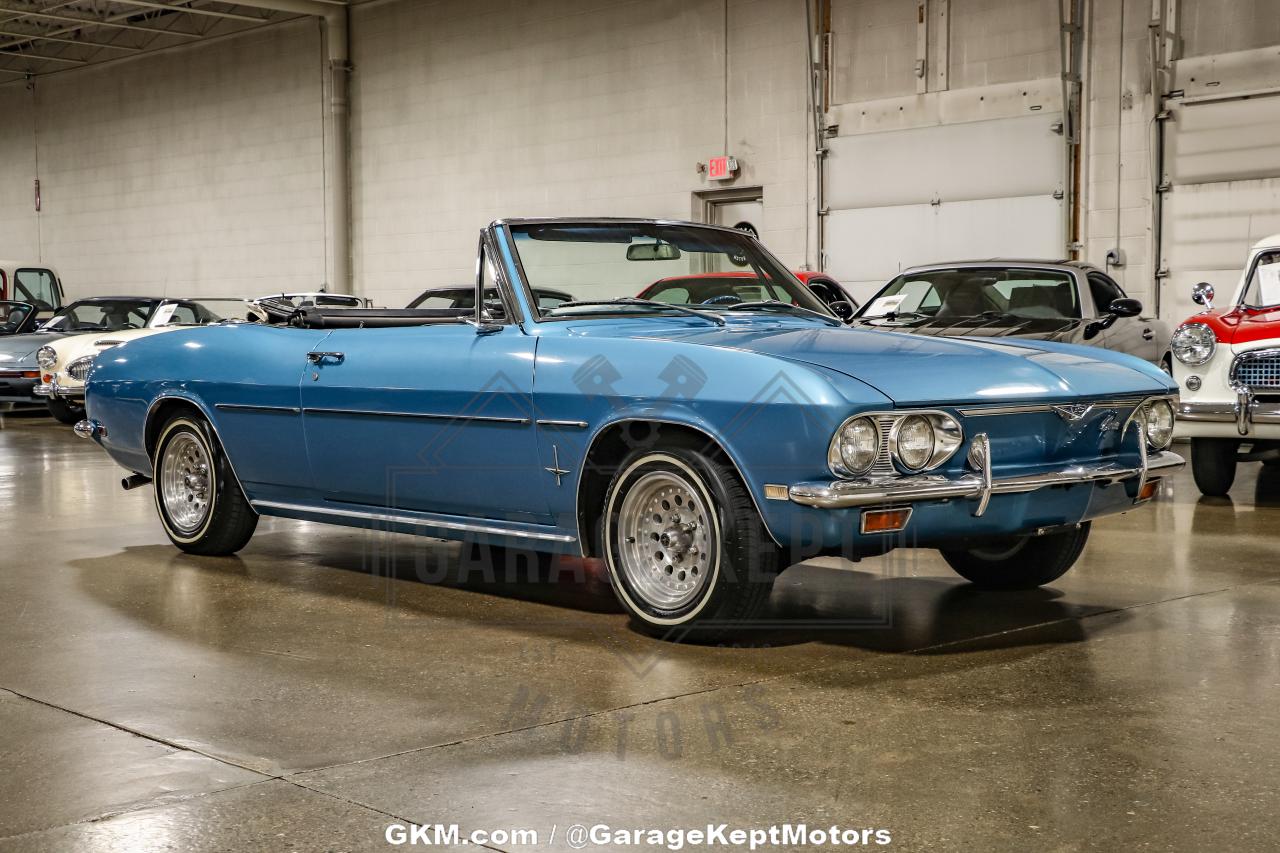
[1176,396,1280,437]
[789,451,1184,510]
[35,375,85,403]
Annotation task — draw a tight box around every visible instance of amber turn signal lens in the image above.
[22,371,39,379]
[1138,480,1159,502]
[861,507,912,534]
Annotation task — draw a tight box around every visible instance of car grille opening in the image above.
[1231,349,1280,392]
[67,357,95,382]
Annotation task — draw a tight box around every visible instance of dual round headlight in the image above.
[1142,398,1175,451]
[36,345,58,370]
[1171,322,1216,365]
[829,416,879,476]
[828,412,963,477]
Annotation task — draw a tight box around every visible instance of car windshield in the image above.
[860,268,1081,320]
[0,301,34,335]
[1242,250,1280,308]
[42,299,157,332]
[154,298,256,325]
[508,223,830,319]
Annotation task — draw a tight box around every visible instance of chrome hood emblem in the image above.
[1052,403,1095,423]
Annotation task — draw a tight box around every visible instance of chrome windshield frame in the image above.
[492,217,835,326]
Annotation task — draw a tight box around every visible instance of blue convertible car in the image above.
[78,219,1181,638]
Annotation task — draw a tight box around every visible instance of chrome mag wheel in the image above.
[160,431,214,535]
[616,469,716,610]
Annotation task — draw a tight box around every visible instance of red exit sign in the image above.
[707,156,738,181]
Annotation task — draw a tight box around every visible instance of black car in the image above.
[852,260,1170,366]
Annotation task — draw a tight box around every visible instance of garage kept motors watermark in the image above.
[384,822,892,849]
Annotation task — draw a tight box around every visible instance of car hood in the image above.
[610,320,1171,407]
[850,314,1088,343]
[53,326,175,362]
[1196,306,1280,346]
[0,330,70,364]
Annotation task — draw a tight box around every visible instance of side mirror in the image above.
[828,300,856,321]
[1192,282,1215,309]
[1109,297,1142,318]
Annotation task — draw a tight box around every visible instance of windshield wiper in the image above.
[550,298,726,326]
[723,300,842,326]
[876,309,930,321]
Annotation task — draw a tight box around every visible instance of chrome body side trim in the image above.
[301,407,530,425]
[536,419,590,429]
[214,403,301,414]
[251,500,577,544]
[788,451,1184,509]
[958,397,1147,417]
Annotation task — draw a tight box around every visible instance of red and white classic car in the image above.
[1171,233,1280,495]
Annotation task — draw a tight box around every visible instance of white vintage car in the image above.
[36,298,265,424]
[1170,233,1280,495]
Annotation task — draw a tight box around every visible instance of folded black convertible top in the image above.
[288,307,473,329]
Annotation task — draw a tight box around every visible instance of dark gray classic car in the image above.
[853,261,1170,366]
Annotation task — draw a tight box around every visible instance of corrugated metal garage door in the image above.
[824,112,1065,302]
[1159,93,1280,324]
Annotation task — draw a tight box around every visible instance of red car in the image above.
[637,271,859,320]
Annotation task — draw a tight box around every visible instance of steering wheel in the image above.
[700,294,743,306]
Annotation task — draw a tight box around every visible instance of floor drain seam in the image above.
[0,685,276,779]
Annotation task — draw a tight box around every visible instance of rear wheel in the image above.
[941,523,1091,589]
[46,396,84,425]
[153,414,258,555]
[1190,437,1239,496]
[602,445,776,640]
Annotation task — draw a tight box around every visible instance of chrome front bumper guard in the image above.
[1177,394,1280,436]
[34,375,84,402]
[789,450,1184,511]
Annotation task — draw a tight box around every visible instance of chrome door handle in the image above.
[307,351,345,364]
[1142,328,1154,341]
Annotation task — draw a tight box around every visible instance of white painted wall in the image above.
[0,84,39,263]
[350,0,813,309]
[0,20,326,300]
[824,0,1066,299]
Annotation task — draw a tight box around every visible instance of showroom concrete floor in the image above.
[1,413,1278,852]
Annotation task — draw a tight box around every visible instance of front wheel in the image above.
[153,414,258,555]
[46,396,85,425]
[602,446,777,640]
[941,523,1091,589]
[1190,438,1239,496]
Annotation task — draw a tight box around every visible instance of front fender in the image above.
[532,333,892,547]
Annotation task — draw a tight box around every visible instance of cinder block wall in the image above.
[0,20,326,300]
[0,84,39,263]
[350,0,813,308]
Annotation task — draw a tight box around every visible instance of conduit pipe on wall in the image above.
[234,0,351,295]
